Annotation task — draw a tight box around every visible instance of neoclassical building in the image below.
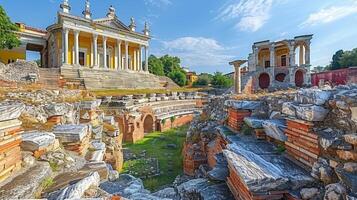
[230,35,313,94]
[0,0,150,72]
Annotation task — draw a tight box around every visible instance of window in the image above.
[281,55,287,67]
[265,60,270,68]
[79,52,85,66]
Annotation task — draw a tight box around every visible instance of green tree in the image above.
[0,6,20,50]
[339,48,357,68]
[192,73,212,87]
[211,72,233,88]
[331,50,344,70]
[160,55,181,75]
[168,70,187,86]
[148,55,164,76]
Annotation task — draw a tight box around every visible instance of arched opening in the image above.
[143,115,154,134]
[259,73,270,89]
[295,70,304,87]
[275,73,286,82]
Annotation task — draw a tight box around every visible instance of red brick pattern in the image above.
[285,119,320,167]
[183,143,207,176]
[254,129,266,140]
[0,121,22,183]
[227,108,251,132]
[207,137,225,168]
[158,115,194,132]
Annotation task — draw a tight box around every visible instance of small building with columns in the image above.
[0,0,151,73]
[229,35,313,94]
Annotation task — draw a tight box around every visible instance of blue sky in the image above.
[1,0,357,74]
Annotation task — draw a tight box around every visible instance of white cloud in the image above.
[216,0,274,32]
[301,2,357,27]
[144,0,172,8]
[157,37,235,69]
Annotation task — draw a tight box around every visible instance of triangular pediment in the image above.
[94,17,130,31]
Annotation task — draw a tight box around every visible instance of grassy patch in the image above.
[41,177,54,190]
[91,88,200,97]
[122,126,188,191]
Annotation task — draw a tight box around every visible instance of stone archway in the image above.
[143,114,154,134]
[295,70,304,87]
[259,73,270,89]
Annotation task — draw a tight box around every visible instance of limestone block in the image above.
[53,124,89,143]
[21,131,56,152]
[244,117,264,129]
[56,172,100,200]
[282,102,297,117]
[294,88,332,105]
[262,119,287,142]
[225,100,264,111]
[324,183,347,200]
[0,162,51,199]
[300,188,319,200]
[295,104,329,122]
[0,103,25,121]
[44,103,72,117]
[100,174,149,197]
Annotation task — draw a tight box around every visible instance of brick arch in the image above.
[142,113,154,134]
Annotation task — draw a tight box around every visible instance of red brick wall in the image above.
[227,108,251,132]
[158,114,194,132]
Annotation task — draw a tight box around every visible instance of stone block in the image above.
[21,131,56,152]
[295,104,329,122]
[336,150,357,161]
[53,124,89,143]
[294,88,332,105]
[262,119,287,142]
[0,103,25,122]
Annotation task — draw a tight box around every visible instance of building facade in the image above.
[230,35,313,94]
[0,0,151,72]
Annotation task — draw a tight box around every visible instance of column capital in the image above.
[117,39,122,44]
[102,36,107,41]
[73,30,80,35]
[125,41,129,46]
[93,34,98,39]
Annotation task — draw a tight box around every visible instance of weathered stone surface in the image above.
[344,134,357,145]
[55,172,100,200]
[80,100,101,110]
[300,188,319,200]
[324,183,347,200]
[295,88,332,105]
[0,60,40,82]
[152,187,179,200]
[311,158,337,185]
[282,102,297,117]
[44,103,72,117]
[100,174,149,197]
[336,166,357,193]
[344,162,357,173]
[262,119,287,142]
[336,150,357,161]
[80,161,109,181]
[53,124,89,143]
[244,117,264,129]
[129,193,172,200]
[0,102,25,121]
[0,162,51,199]
[177,178,234,200]
[207,153,229,181]
[21,131,56,152]
[295,104,329,122]
[225,100,264,110]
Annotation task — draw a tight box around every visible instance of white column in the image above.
[269,45,275,67]
[305,42,311,65]
[93,34,98,68]
[299,45,304,66]
[133,50,137,71]
[114,43,118,70]
[117,40,121,70]
[74,30,80,65]
[63,28,69,64]
[125,41,129,70]
[144,46,149,72]
[136,49,140,71]
[139,45,143,71]
[103,36,107,69]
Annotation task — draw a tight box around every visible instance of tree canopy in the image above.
[168,70,187,87]
[326,48,357,70]
[148,54,187,86]
[192,73,213,87]
[0,6,20,50]
[211,72,233,88]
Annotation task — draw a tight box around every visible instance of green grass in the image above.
[122,126,188,191]
[41,177,54,190]
[91,88,200,97]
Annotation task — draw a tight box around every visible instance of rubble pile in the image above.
[0,103,25,182]
[21,131,59,158]
[0,60,39,82]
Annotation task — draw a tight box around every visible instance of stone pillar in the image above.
[269,45,275,67]
[136,49,140,71]
[289,45,296,67]
[117,40,122,70]
[145,46,149,72]
[114,43,118,70]
[254,47,259,67]
[305,41,311,65]
[125,41,129,70]
[299,45,304,66]
[103,36,107,69]
[93,34,98,68]
[139,45,143,71]
[63,28,69,64]
[74,30,80,65]
[234,66,241,94]
[133,50,137,71]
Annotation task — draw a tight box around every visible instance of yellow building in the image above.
[186,72,198,86]
[0,0,151,71]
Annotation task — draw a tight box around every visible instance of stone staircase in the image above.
[60,66,178,90]
[38,68,60,89]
